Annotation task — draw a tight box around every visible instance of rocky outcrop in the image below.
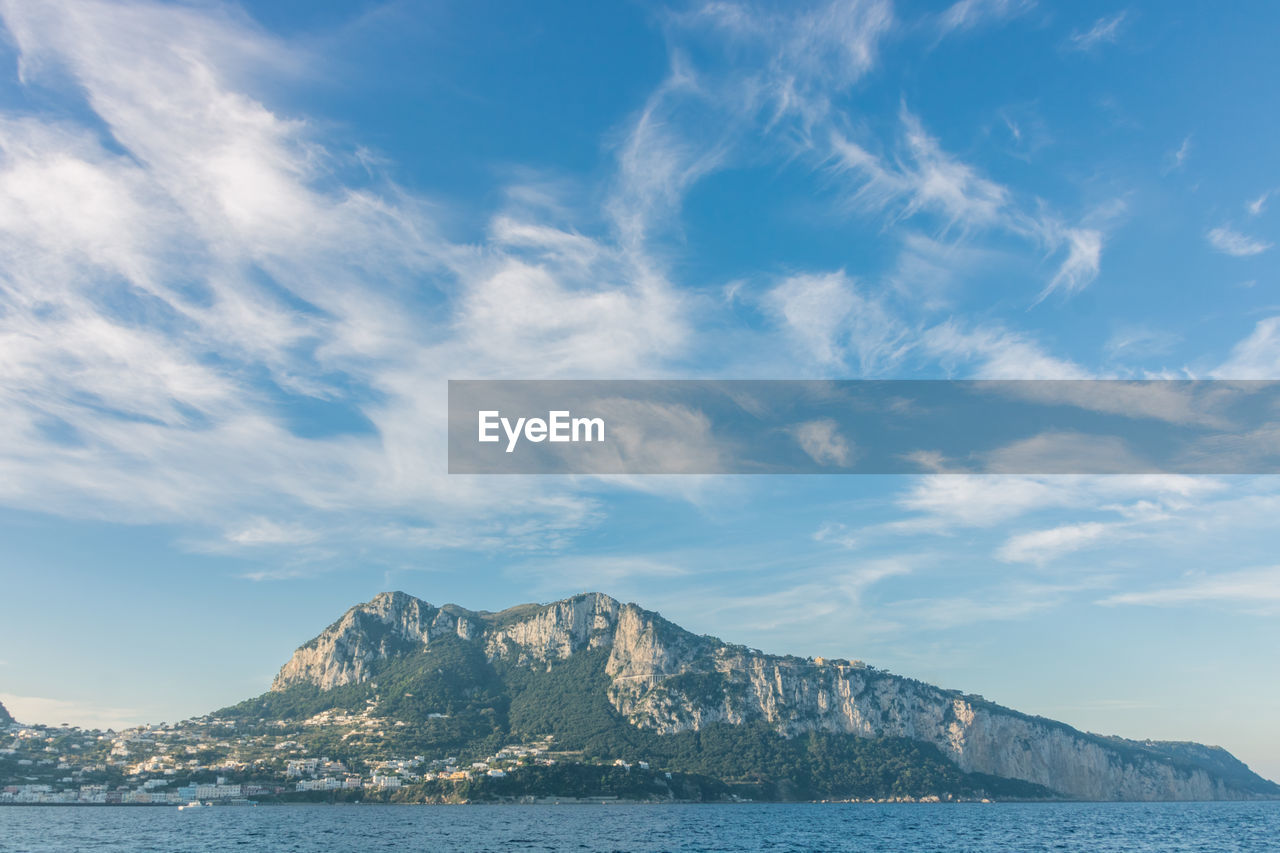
[484,593,621,666]
[269,590,1277,801]
[270,592,481,690]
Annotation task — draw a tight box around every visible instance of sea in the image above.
[1,802,1277,852]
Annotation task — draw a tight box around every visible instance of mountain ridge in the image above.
[244,590,1278,802]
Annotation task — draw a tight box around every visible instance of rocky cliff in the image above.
[272,592,482,690]
[268,591,1277,801]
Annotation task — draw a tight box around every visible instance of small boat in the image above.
[177,801,205,810]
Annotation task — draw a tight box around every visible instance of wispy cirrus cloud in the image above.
[1246,191,1270,216]
[1212,316,1280,378]
[663,3,1115,307]
[828,107,1012,232]
[789,418,854,467]
[1163,135,1192,174]
[889,473,1220,531]
[935,0,1035,38]
[688,556,915,634]
[1066,12,1127,51]
[919,319,1087,379]
[997,520,1123,564]
[827,109,1116,303]
[813,521,859,549]
[1207,225,1272,257]
[763,271,911,373]
[885,579,1100,629]
[1037,227,1103,302]
[1105,325,1181,359]
[678,0,894,126]
[1099,565,1280,610]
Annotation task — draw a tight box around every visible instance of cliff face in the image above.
[270,592,481,691]
[269,590,1275,801]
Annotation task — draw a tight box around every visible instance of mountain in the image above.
[0,699,12,726]
[225,591,1278,802]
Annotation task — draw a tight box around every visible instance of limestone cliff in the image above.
[270,591,481,690]
[268,590,1277,801]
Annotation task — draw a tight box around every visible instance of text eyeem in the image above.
[477,410,605,453]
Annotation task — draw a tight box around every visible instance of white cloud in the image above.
[1099,566,1280,609]
[1207,225,1272,257]
[919,319,1087,378]
[681,0,894,125]
[789,418,853,467]
[829,108,1011,232]
[511,555,689,600]
[1246,191,1269,216]
[986,381,1234,429]
[694,557,914,632]
[892,474,1220,530]
[885,231,999,308]
[894,475,1069,527]
[764,271,911,373]
[223,518,321,547]
[874,473,1246,577]
[584,398,726,474]
[936,0,1035,37]
[828,110,1116,304]
[1213,316,1280,378]
[662,6,1116,307]
[1164,135,1192,174]
[997,520,1118,564]
[886,583,1081,629]
[606,66,730,254]
[1105,325,1180,359]
[662,5,1111,308]
[983,432,1149,474]
[1067,12,1127,51]
[1037,227,1103,302]
[634,0,895,231]
[813,521,858,549]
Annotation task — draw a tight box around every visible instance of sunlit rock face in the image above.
[271,591,478,691]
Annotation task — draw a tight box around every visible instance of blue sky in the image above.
[1,0,1279,779]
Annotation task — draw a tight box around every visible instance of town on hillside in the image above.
[0,711,694,806]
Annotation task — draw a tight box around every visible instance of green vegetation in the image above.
[213,643,1055,801]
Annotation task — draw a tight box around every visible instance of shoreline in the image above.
[5,798,1278,807]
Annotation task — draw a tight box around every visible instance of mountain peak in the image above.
[273,592,476,691]
[272,591,635,692]
[369,589,428,607]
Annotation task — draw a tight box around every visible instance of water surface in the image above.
[2,801,1277,852]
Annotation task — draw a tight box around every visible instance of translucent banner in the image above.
[447,380,1280,474]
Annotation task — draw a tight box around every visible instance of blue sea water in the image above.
[1,802,1277,852]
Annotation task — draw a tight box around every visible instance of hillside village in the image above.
[1,705,656,805]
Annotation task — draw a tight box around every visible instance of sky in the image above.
[0,0,1278,779]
